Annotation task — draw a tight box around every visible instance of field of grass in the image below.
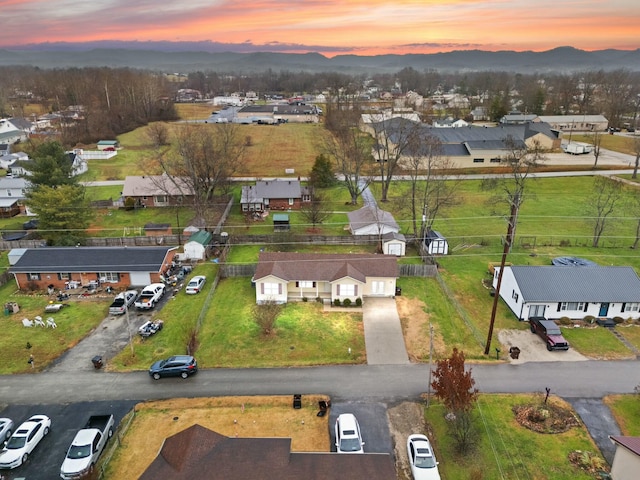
[430,394,605,480]
[562,326,635,359]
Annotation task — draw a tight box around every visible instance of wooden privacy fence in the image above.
[220,263,436,278]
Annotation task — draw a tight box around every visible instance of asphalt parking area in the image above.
[0,400,135,480]
[328,401,393,454]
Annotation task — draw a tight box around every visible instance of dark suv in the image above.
[529,317,570,351]
[149,355,198,380]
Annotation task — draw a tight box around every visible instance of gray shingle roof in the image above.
[122,175,194,197]
[254,252,399,283]
[347,206,399,231]
[509,266,640,302]
[11,247,174,273]
[241,180,303,203]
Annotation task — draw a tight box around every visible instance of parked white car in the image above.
[407,434,441,480]
[334,413,364,453]
[185,275,206,295]
[0,414,51,469]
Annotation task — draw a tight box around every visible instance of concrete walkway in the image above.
[362,297,409,365]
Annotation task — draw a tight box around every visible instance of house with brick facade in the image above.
[240,180,310,213]
[10,246,177,290]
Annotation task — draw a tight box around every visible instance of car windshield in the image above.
[415,454,437,468]
[339,438,361,451]
[68,444,91,458]
[5,436,26,449]
[112,299,124,306]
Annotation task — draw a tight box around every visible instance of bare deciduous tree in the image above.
[252,300,282,336]
[146,122,170,148]
[587,176,624,247]
[299,190,331,231]
[481,137,546,251]
[591,130,604,169]
[631,136,640,179]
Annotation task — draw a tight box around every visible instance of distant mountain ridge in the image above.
[0,44,637,74]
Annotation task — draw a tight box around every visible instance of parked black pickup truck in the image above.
[529,317,570,351]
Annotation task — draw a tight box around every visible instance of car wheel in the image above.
[547,344,553,351]
[181,372,188,379]
[4,429,10,440]
[108,428,113,439]
[530,324,535,333]
[44,426,50,436]
[152,373,161,380]
[21,453,28,465]
[89,463,95,473]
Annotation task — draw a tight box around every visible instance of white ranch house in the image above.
[493,265,640,321]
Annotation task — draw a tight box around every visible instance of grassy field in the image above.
[605,393,640,436]
[430,394,606,480]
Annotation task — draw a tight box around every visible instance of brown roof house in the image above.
[253,252,399,304]
[240,180,310,212]
[122,175,195,207]
[609,436,640,480]
[140,424,396,480]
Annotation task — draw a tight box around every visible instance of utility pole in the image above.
[427,323,434,408]
[125,304,134,356]
[484,201,518,355]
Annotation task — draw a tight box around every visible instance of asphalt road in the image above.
[3,360,639,406]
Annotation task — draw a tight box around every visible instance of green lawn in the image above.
[605,394,640,436]
[562,326,635,359]
[0,281,111,374]
[429,394,605,480]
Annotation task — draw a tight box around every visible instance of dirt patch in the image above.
[513,397,581,434]
[387,401,430,480]
[396,296,446,362]
[497,329,589,363]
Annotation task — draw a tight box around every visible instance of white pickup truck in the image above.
[134,283,165,310]
[60,414,114,479]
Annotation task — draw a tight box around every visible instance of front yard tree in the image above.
[308,154,336,188]
[27,185,93,245]
[587,176,624,247]
[158,123,245,220]
[252,300,283,336]
[431,348,479,453]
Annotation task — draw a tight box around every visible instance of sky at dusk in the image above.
[1,0,638,56]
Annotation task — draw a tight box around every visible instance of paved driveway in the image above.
[362,298,409,365]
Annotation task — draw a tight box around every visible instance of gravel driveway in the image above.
[498,329,589,363]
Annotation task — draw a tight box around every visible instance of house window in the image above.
[288,198,294,205]
[302,194,311,202]
[29,273,41,280]
[490,158,501,163]
[263,282,280,295]
[624,303,639,312]
[473,158,484,163]
[99,272,119,283]
[297,281,315,288]
[58,273,70,280]
[155,195,167,204]
[340,284,355,296]
[560,302,584,311]
[512,290,519,302]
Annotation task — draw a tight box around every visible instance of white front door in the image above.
[372,281,385,295]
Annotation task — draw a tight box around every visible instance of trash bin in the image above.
[509,346,521,360]
[395,286,402,296]
[91,355,104,369]
[293,394,302,409]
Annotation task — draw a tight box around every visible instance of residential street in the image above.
[3,360,639,405]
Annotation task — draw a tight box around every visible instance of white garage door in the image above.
[129,272,151,286]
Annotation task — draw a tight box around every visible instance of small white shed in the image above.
[424,230,448,255]
[183,231,212,261]
[382,232,406,256]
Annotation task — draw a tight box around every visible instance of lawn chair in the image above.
[46,317,57,328]
[22,318,34,327]
[34,316,45,327]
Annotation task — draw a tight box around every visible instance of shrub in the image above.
[355,297,362,307]
[582,315,596,325]
[333,299,341,307]
[343,298,352,307]
[315,297,322,303]
[124,196,136,211]
[613,316,625,324]
[559,317,573,326]
[302,296,308,302]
